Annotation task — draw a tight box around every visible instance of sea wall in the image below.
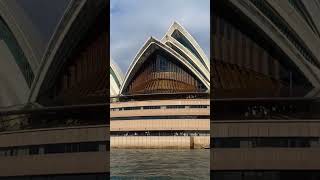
[111,136,210,149]
[193,136,210,149]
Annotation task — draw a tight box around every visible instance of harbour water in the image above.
[110,149,210,179]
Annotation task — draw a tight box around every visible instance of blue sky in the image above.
[111,0,210,73]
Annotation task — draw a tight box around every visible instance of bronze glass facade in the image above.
[212,3,312,98]
[124,50,207,95]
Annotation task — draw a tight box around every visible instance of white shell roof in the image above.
[120,22,210,95]
[110,58,124,97]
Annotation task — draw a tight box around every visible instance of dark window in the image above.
[143,106,161,110]
[45,144,65,154]
[0,142,105,157]
[65,143,73,153]
[166,105,185,109]
[212,137,318,148]
[190,105,208,108]
[123,107,141,110]
[79,142,98,152]
[158,55,169,72]
[29,146,39,155]
[71,143,79,152]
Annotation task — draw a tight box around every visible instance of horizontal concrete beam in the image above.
[0,125,109,147]
[111,99,209,108]
[211,148,320,170]
[111,136,209,149]
[0,103,108,116]
[111,109,209,117]
[0,152,108,176]
[211,120,320,137]
[111,119,209,131]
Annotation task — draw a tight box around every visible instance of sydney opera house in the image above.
[212,0,320,179]
[0,0,108,178]
[110,22,210,149]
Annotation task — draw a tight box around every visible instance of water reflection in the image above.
[111,149,209,179]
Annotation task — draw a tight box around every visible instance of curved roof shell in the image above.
[220,0,320,97]
[110,58,124,97]
[120,22,210,96]
[0,0,106,107]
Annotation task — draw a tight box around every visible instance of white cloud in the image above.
[111,0,210,73]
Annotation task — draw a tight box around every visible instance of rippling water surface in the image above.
[110,149,209,180]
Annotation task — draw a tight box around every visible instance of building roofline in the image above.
[119,37,210,95]
[161,21,210,71]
